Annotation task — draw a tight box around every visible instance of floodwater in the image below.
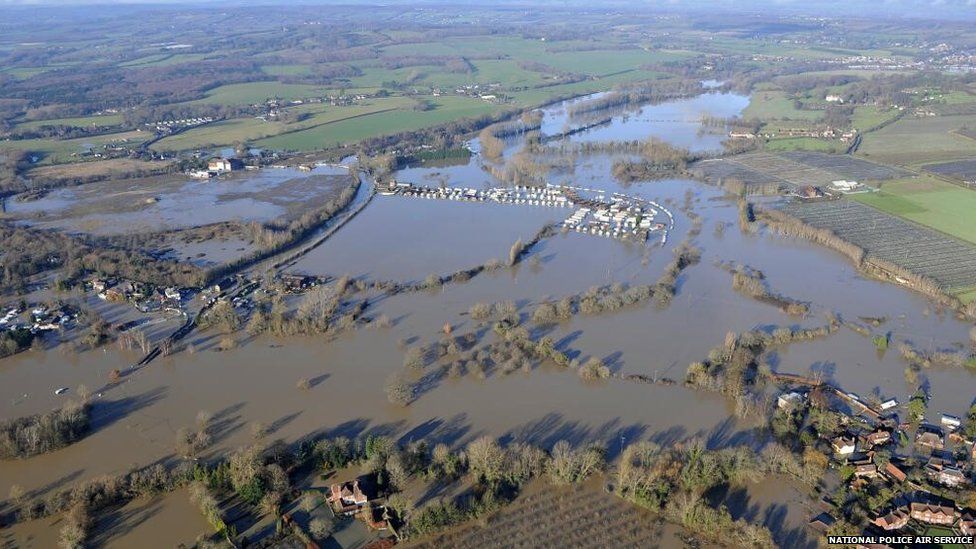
[541,91,749,152]
[289,198,558,282]
[3,89,976,547]
[713,474,819,549]
[4,165,352,236]
[89,488,209,547]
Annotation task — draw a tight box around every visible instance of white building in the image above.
[941,414,962,431]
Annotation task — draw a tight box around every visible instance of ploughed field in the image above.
[703,151,909,189]
[405,482,675,549]
[779,200,976,291]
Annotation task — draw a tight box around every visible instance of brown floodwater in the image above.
[2,90,975,547]
[289,197,556,282]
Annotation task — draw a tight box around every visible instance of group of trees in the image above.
[478,113,544,161]
[311,434,608,540]
[3,409,789,549]
[0,401,90,459]
[727,264,809,316]
[0,328,34,359]
[246,278,365,338]
[0,221,210,295]
[653,241,701,307]
[686,323,838,408]
[616,440,775,547]
[1,58,267,112]
[566,78,703,119]
[528,283,657,326]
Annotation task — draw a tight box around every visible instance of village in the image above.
[769,375,976,542]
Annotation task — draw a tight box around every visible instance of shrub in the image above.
[578,358,611,380]
[385,374,414,406]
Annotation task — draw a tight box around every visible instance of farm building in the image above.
[207,157,243,173]
[830,180,859,192]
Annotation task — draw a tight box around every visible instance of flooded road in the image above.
[2,89,975,547]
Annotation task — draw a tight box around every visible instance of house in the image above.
[280,274,312,293]
[960,511,975,536]
[916,429,945,450]
[207,157,243,173]
[873,506,910,531]
[212,278,235,293]
[938,467,968,488]
[826,94,844,103]
[104,287,127,302]
[164,287,182,300]
[328,480,368,515]
[941,414,962,431]
[797,185,824,199]
[885,461,907,483]
[864,430,891,448]
[832,436,856,455]
[91,278,112,292]
[909,502,956,525]
[854,463,879,479]
[777,391,805,409]
[808,512,836,532]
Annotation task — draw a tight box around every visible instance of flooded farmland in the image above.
[2,165,353,236]
[3,89,976,548]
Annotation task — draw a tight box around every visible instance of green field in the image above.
[857,114,976,167]
[261,64,314,77]
[153,98,415,151]
[507,70,665,106]
[850,105,900,130]
[921,527,968,549]
[190,82,334,105]
[255,96,499,151]
[0,130,146,165]
[120,52,209,68]
[0,66,51,79]
[15,113,125,131]
[744,91,823,121]
[380,36,568,59]
[853,175,976,245]
[540,49,692,76]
